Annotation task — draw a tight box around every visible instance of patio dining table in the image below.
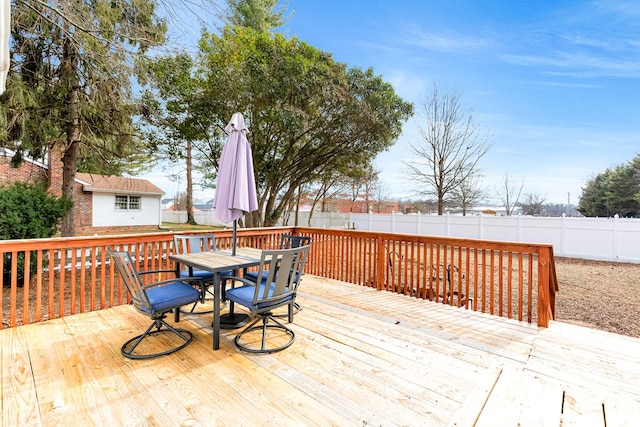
[170,247,263,350]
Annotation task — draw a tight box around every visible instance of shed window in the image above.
[115,195,141,211]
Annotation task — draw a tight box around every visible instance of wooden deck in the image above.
[2,275,640,426]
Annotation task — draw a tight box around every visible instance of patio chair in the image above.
[224,245,311,353]
[173,234,232,314]
[107,248,202,359]
[244,234,311,315]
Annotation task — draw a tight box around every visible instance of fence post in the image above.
[613,214,619,260]
[560,214,566,255]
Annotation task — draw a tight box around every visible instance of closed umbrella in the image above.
[213,112,258,328]
[213,112,258,254]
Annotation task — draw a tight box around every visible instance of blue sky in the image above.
[152,1,640,206]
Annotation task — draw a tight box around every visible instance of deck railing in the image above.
[0,227,557,329]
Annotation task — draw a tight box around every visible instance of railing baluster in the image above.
[22,250,30,325]
[10,250,17,326]
[518,253,523,321]
[498,250,503,317]
[47,249,54,320]
[465,247,471,308]
[507,252,513,319]
[90,246,98,311]
[35,250,43,322]
[0,227,556,328]
[100,244,107,309]
[70,247,77,315]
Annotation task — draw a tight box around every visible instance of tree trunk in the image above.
[294,186,301,226]
[60,37,80,237]
[437,196,444,215]
[186,139,197,224]
[60,139,79,237]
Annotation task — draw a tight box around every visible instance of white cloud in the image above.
[398,26,494,53]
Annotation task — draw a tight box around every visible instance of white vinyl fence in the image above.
[163,210,640,263]
[278,212,640,263]
[162,210,229,227]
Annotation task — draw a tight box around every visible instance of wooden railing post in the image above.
[537,247,554,327]
[1,227,558,328]
[376,233,385,290]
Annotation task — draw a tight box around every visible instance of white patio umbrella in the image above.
[213,112,258,255]
[0,0,9,94]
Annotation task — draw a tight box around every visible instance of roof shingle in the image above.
[76,173,164,196]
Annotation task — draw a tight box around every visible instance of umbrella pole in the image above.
[232,219,237,256]
[220,217,250,329]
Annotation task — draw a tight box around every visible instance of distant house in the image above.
[193,199,214,211]
[161,198,213,212]
[75,173,164,232]
[161,198,175,210]
[321,197,399,214]
[1,145,164,234]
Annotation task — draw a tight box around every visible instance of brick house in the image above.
[1,146,164,234]
[317,197,399,214]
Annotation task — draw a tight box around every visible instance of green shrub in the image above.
[0,182,72,240]
[0,182,72,285]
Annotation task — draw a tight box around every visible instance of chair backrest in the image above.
[279,234,311,249]
[174,234,216,255]
[251,245,311,307]
[107,248,151,311]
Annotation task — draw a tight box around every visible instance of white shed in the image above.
[76,173,164,229]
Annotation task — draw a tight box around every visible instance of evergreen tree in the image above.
[2,0,166,236]
[226,0,290,32]
[578,154,640,217]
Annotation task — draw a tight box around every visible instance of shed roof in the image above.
[76,173,164,196]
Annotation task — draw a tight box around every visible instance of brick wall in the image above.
[0,153,48,187]
[74,182,92,230]
[331,198,400,214]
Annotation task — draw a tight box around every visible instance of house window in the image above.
[115,195,141,211]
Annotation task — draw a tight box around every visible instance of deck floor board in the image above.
[2,274,639,426]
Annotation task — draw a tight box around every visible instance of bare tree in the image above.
[371,181,392,213]
[173,191,189,211]
[520,192,547,216]
[404,86,493,215]
[497,174,524,216]
[344,167,378,213]
[450,172,486,215]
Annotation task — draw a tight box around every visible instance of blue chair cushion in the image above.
[245,270,300,284]
[244,270,269,282]
[226,283,293,310]
[141,281,201,314]
[180,269,232,280]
